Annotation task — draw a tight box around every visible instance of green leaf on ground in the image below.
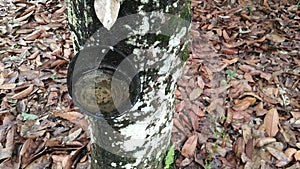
[22,112,38,121]
[164,145,175,169]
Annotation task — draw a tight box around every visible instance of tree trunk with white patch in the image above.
[65,0,191,168]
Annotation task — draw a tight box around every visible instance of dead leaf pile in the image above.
[173,0,300,168]
[0,0,90,168]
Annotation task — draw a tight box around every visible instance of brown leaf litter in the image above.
[173,0,300,168]
[0,0,89,168]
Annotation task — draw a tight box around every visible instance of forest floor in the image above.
[0,0,299,169]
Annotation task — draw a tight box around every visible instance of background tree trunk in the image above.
[65,0,191,168]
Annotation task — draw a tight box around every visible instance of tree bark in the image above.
[65,0,191,168]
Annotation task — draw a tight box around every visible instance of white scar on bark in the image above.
[94,0,120,30]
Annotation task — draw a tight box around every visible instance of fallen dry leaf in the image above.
[5,125,15,149]
[63,128,82,143]
[24,29,43,41]
[0,83,16,90]
[220,47,238,55]
[196,76,205,89]
[189,87,202,101]
[233,97,256,111]
[53,111,84,124]
[12,84,34,100]
[27,51,39,59]
[180,157,193,167]
[15,10,35,22]
[16,28,34,34]
[222,58,238,66]
[266,146,288,165]
[62,154,72,169]
[24,155,51,169]
[256,137,276,147]
[233,137,245,158]
[245,138,254,159]
[287,162,300,169]
[0,160,14,169]
[181,134,198,158]
[0,147,13,161]
[285,148,297,162]
[34,13,45,24]
[264,108,279,137]
[294,151,300,161]
[266,33,286,43]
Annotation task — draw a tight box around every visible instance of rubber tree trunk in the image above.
[65,0,191,168]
